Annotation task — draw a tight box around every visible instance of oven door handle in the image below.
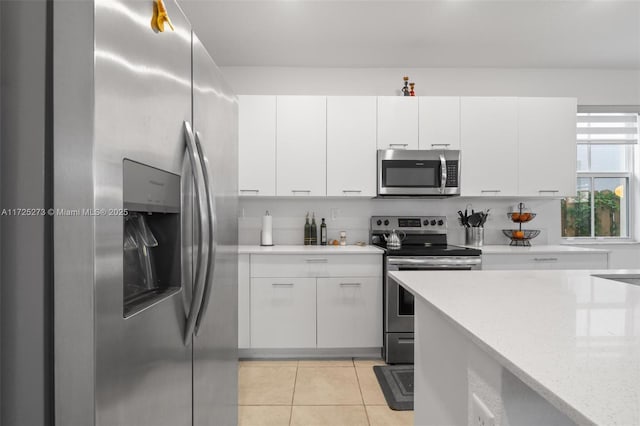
[439,153,447,194]
[387,256,482,268]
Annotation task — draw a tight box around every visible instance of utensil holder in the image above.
[465,227,484,247]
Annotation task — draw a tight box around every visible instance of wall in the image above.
[220,66,640,105]
[228,65,640,267]
[240,197,560,247]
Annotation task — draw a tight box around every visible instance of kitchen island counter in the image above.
[390,269,640,426]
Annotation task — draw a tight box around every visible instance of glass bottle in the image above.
[320,218,327,245]
[304,212,311,245]
[310,213,318,245]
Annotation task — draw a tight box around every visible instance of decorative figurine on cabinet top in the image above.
[409,82,415,96]
[401,76,410,96]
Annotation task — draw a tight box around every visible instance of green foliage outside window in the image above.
[562,190,621,237]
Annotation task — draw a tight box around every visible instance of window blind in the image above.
[577,111,639,145]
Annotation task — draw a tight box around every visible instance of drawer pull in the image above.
[389,144,408,148]
[398,338,414,344]
[291,190,311,194]
[481,190,501,193]
[305,258,328,263]
[340,282,361,287]
[240,189,259,193]
[342,190,362,194]
[533,257,558,262]
[538,190,559,193]
[430,144,450,147]
[272,283,294,287]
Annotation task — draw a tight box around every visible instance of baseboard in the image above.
[239,347,383,359]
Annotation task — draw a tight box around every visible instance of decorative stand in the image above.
[503,202,540,246]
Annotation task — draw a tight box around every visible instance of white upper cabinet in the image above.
[461,97,519,197]
[327,96,377,197]
[238,95,276,196]
[517,98,577,197]
[276,96,327,196]
[377,97,419,150]
[418,97,461,150]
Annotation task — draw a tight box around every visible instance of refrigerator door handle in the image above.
[194,130,217,336]
[183,121,209,346]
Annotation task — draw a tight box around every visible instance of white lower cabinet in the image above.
[316,277,382,348]
[250,277,317,348]
[245,253,383,352]
[482,252,609,270]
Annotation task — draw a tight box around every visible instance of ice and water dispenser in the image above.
[123,159,181,318]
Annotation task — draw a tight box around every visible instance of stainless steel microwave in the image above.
[377,149,461,197]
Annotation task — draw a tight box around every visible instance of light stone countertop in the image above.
[238,244,384,255]
[390,268,640,426]
[467,244,610,254]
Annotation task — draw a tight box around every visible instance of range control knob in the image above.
[423,219,429,226]
[376,220,382,226]
[430,220,437,226]
[438,219,444,226]
[384,220,390,226]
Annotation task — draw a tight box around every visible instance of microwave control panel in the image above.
[445,161,458,187]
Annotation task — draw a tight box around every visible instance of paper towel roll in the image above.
[261,211,273,246]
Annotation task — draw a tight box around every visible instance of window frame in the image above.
[563,107,638,243]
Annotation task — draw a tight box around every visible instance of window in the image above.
[561,107,638,239]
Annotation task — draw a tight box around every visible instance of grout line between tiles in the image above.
[289,362,298,426]
[352,359,371,425]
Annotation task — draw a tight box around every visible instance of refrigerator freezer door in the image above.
[191,33,239,426]
[93,1,192,425]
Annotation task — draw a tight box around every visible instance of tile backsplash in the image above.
[239,197,561,246]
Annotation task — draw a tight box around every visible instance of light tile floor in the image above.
[238,359,414,426]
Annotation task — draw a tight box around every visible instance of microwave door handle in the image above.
[183,121,208,346]
[194,131,217,336]
[439,153,447,194]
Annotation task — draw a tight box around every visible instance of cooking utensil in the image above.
[468,212,483,227]
[479,212,489,227]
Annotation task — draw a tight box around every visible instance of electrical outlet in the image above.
[330,208,339,220]
[472,393,496,426]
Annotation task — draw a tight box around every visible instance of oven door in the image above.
[377,149,460,196]
[385,256,481,333]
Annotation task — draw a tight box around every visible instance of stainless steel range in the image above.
[370,216,482,364]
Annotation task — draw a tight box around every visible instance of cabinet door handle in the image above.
[398,338,414,344]
[340,282,361,287]
[538,190,559,193]
[533,257,558,262]
[240,189,260,194]
[291,190,311,194]
[431,144,450,147]
[481,190,501,193]
[389,144,408,148]
[305,258,328,263]
[272,283,294,287]
[342,190,362,194]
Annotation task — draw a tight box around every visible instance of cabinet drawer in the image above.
[482,253,609,270]
[250,277,316,348]
[251,254,382,278]
[317,277,382,348]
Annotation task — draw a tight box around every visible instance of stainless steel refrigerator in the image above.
[0,1,238,425]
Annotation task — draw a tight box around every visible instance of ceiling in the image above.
[179,1,640,69]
